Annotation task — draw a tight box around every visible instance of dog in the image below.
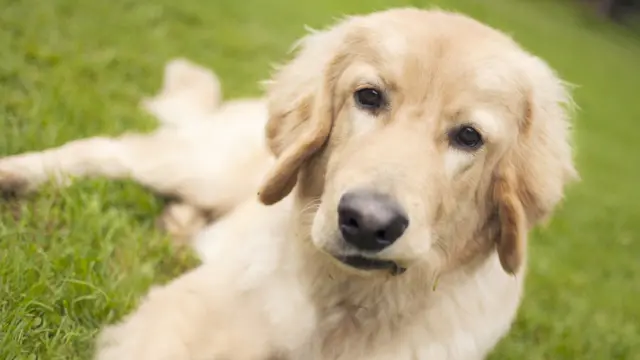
[1,8,577,360]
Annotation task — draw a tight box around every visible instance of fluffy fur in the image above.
[0,8,577,360]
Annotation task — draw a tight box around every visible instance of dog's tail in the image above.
[141,58,222,128]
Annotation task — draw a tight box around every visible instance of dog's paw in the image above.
[162,58,221,96]
[157,202,209,245]
[0,156,61,197]
[0,169,30,198]
[141,58,222,126]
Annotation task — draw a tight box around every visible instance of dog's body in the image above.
[0,8,577,360]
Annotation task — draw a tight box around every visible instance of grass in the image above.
[0,0,638,358]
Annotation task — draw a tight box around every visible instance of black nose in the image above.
[338,190,409,252]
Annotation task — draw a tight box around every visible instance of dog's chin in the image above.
[331,254,407,276]
[310,227,407,276]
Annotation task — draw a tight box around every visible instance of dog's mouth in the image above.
[335,255,406,276]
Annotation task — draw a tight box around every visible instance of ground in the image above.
[0,0,639,359]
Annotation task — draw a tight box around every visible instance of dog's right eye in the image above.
[450,125,484,150]
[354,88,384,110]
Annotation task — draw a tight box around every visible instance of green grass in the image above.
[0,0,638,358]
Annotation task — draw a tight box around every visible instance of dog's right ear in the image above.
[258,29,344,205]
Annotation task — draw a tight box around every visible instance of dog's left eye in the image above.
[451,126,483,150]
[354,87,384,110]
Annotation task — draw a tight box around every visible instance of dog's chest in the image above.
[292,296,419,360]
[285,255,519,359]
[286,280,505,360]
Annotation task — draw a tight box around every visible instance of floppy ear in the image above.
[257,27,346,205]
[493,161,527,274]
[493,55,579,274]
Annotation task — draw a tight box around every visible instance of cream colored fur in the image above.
[0,8,577,360]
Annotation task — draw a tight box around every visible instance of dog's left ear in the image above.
[494,55,579,274]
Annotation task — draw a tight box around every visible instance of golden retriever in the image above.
[1,8,577,360]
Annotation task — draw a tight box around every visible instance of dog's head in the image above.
[258,9,577,276]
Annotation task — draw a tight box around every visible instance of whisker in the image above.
[299,198,322,215]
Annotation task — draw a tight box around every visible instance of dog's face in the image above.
[259,9,577,276]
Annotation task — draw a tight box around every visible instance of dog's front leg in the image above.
[0,131,196,198]
[0,135,140,195]
[95,286,202,360]
[95,265,284,360]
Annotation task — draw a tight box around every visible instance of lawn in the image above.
[0,0,639,358]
